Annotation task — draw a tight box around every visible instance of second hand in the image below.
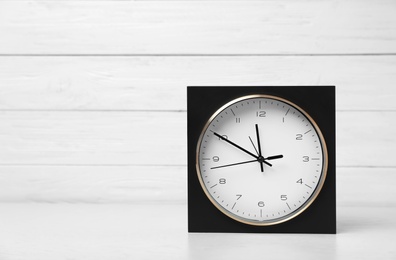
[210,159,258,170]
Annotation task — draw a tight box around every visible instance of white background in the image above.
[0,0,395,259]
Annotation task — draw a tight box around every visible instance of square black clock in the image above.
[187,86,336,234]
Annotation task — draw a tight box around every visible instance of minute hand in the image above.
[213,132,272,167]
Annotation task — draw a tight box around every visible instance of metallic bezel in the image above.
[195,94,328,226]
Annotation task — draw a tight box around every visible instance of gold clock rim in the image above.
[195,94,329,226]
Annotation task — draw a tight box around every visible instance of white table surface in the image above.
[0,203,394,260]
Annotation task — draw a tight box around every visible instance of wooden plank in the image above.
[1,1,396,54]
[0,111,186,165]
[1,56,396,111]
[0,165,393,206]
[337,167,396,207]
[337,111,396,167]
[0,111,394,166]
[0,165,186,204]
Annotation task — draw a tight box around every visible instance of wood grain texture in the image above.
[1,0,395,206]
[0,166,394,207]
[1,1,396,54]
[0,1,395,258]
[1,56,396,111]
[0,111,395,167]
[0,165,186,204]
[0,111,185,165]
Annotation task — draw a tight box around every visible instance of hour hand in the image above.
[265,155,283,160]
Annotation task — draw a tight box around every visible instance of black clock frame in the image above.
[187,86,336,234]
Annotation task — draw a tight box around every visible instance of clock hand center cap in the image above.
[258,156,265,163]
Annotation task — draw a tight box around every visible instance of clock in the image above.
[188,86,336,234]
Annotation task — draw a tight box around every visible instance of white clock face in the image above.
[196,95,328,226]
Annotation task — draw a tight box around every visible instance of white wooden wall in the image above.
[1,0,396,207]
